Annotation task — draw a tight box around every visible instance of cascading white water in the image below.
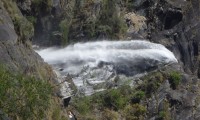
[36,40,178,95]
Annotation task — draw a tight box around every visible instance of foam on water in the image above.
[36,40,178,95]
[37,40,177,73]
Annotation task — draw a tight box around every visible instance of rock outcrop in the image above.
[0,0,60,119]
[140,0,200,76]
[2,0,200,119]
[145,70,200,120]
[129,0,200,119]
[0,0,55,82]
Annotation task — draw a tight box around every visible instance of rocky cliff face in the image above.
[130,1,200,119]
[15,0,77,46]
[0,0,55,80]
[139,1,200,119]
[141,0,200,76]
[123,1,200,119]
[2,0,200,119]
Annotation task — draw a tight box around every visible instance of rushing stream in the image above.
[36,40,178,95]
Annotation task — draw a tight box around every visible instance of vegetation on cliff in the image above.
[0,0,68,119]
[69,69,182,119]
[0,66,50,119]
[67,0,127,43]
[2,0,34,43]
[0,66,67,120]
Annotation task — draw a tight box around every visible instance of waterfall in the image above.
[36,40,178,95]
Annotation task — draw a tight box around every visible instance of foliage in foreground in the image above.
[71,70,179,119]
[72,85,146,119]
[0,67,52,120]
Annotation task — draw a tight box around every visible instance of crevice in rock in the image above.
[193,42,198,56]
[164,10,183,30]
[169,99,182,107]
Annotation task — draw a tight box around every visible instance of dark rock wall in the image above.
[145,70,200,120]
[16,0,76,46]
[131,1,200,119]
[141,0,200,76]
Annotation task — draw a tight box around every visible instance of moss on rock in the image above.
[2,0,34,42]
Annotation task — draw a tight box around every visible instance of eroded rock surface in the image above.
[0,0,55,81]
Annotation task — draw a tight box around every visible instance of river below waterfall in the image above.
[36,40,178,96]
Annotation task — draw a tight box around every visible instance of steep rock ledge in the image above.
[0,0,55,80]
[140,0,200,76]
[0,0,67,119]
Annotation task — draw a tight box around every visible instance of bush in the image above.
[169,71,181,89]
[96,0,127,39]
[14,16,34,41]
[73,96,91,115]
[59,19,70,45]
[158,111,166,120]
[103,89,127,110]
[123,104,146,120]
[131,90,145,103]
[0,67,52,119]
[157,101,171,120]
[118,85,133,95]
[136,72,166,97]
[69,0,127,40]
[26,16,37,25]
[102,109,119,120]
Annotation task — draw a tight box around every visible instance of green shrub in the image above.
[159,111,166,120]
[155,72,164,82]
[73,97,91,115]
[135,91,145,99]
[91,92,104,106]
[169,71,181,89]
[96,0,127,39]
[136,72,166,97]
[103,89,127,110]
[67,0,127,41]
[83,20,96,38]
[26,16,37,25]
[0,67,52,119]
[51,107,61,120]
[102,109,119,120]
[59,19,70,45]
[12,14,34,43]
[158,101,171,120]
[131,90,145,103]
[123,104,146,120]
[72,87,129,115]
[118,85,133,95]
